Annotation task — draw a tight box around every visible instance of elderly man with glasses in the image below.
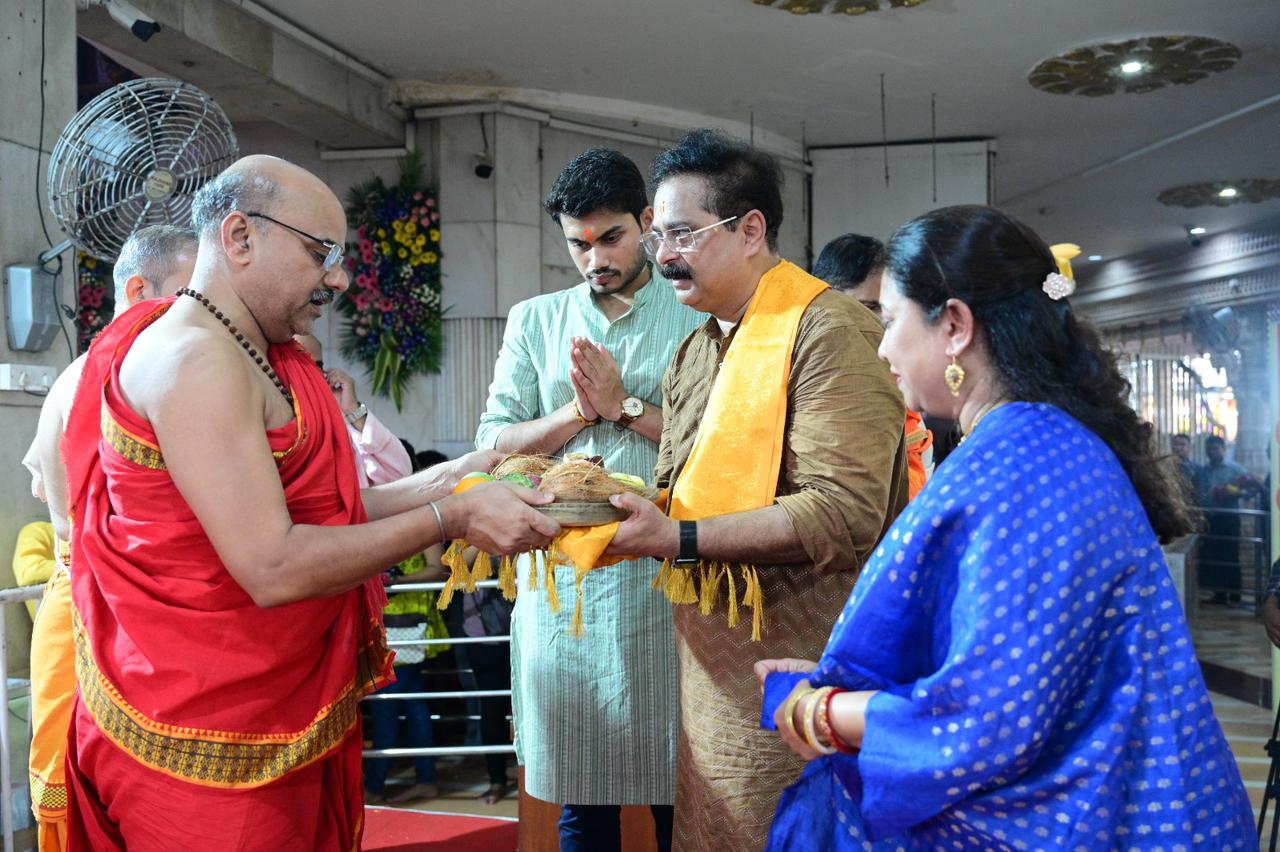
[59,155,560,851]
[604,130,909,851]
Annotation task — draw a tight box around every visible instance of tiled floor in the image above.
[1214,691,1273,839]
[1193,602,1273,683]
[379,754,519,820]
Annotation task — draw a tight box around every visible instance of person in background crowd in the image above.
[12,521,56,621]
[364,446,453,805]
[1169,432,1201,505]
[760,203,1252,850]
[1197,434,1261,605]
[813,232,933,498]
[295,333,412,487]
[20,224,197,852]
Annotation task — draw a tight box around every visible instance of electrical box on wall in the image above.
[0,363,57,392]
[4,264,62,352]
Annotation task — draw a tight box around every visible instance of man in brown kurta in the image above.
[605,130,908,851]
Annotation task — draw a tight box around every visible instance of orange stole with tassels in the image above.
[437,262,825,641]
[658,260,827,640]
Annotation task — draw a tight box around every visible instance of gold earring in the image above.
[944,356,965,397]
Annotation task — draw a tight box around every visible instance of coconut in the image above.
[492,453,555,480]
[541,458,649,502]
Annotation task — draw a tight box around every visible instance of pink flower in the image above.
[378,298,394,312]
[426,198,436,208]
[353,294,370,311]
[356,226,366,239]
[414,191,423,201]
[355,326,368,337]
[359,239,373,252]
[430,211,439,223]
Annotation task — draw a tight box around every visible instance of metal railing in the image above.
[0,577,512,852]
[360,579,514,763]
[1195,503,1271,608]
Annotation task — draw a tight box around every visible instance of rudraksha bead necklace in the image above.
[176,288,292,405]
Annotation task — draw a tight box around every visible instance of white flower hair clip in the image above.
[1043,243,1080,301]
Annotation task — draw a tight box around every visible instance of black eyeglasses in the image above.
[247,212,344,271]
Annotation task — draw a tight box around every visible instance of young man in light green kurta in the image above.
[476,148,702,851]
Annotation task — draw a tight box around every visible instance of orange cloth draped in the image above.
[904,409,932,499]
[29,564,73,852]
[61,298,391,851]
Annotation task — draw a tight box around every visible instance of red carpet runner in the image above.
[362,806,518,851]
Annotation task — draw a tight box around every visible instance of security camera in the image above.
[472,152,493,180]
[85,0,161,41]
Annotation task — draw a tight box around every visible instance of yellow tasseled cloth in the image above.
[439,262,825,640]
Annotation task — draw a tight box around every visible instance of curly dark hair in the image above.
[650,129,784,251]
[886,204,1194,542]
[544,148,648,225]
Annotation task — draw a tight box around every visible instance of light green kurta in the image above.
[476,270,703,805]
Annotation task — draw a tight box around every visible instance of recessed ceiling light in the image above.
[1120,60,1145,75]
[1088,255,1103,262]
[1218,186,1238,198]
[1188,227,1207,235]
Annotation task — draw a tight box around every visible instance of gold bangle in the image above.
[779,686,810,741]
[803,686,837,755]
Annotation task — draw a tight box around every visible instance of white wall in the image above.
[0,0,77,668]
[809,140,994,251]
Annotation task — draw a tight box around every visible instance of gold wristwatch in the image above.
[614,396,643,431]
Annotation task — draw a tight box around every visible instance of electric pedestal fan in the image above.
[45,76,239,261]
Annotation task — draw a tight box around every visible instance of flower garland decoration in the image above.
[338,152,443,409]
[76,252,114,353]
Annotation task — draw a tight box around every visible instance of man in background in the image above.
[20,224,197,852]
[295,333,412,487]
[813,232,934,495]
[1198,434,1259,605]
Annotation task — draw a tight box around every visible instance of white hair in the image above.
[112,224,198,309]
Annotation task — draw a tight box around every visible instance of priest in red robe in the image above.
[61,155,559,851]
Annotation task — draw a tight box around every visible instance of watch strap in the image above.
[674,520,698,564]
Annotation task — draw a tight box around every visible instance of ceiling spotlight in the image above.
[1119,60,1145,75]
[1088,255,1103,262]
[1218,186,1238,198]
[1188,226,1207,235]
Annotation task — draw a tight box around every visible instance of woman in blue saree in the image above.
[760,206,1255,850]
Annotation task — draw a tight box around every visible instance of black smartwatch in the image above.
[674,520,699,564]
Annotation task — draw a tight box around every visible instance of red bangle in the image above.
[823,688,857,754]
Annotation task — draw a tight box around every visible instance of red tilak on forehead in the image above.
[583,227,595,242]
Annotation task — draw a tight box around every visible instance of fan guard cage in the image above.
[47,77,238,261]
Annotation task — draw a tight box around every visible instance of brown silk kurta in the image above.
[656,287,909,851]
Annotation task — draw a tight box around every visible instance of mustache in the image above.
[659,262,693,281]
[587,267,619,279]
[309,288,335,306]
